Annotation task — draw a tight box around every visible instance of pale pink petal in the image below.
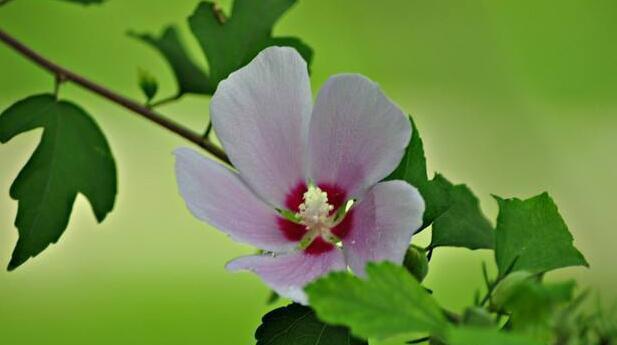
[343,181,425,276]
[226,249,346,304]
[210,47,312,208]
[174,148,295,252]
[308,74,411,198]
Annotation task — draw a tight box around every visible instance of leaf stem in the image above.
[53,74,65,99]
[203,121,213,139]
[149,93,181,108]
[0,27,230,165]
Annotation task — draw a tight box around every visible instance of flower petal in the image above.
[174,147,295,252]
[226,249,346,304]
[210,47,312,208]
[342,180,425,276]
[308,74,411,198]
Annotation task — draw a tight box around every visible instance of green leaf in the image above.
[494,193,588,276]
[430,184,494,250]
[255,304,368,345]
[387,117,494,249]
[0,94,117,270]
[138,69,158,103]
[385,117,452,229]
[447,327,543,345]
[129,26,214,96]
[188,0,313,87]
[306,262,448,340]
[499,279,576,340]
[55,0,104,5]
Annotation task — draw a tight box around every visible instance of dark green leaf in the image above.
[494,193,588,276]
[306,262,448,340]
[385,117,452,229]
[129,26,214,96]
[188,0,313,87]
[0,94,116,270]
[431,184,494,250]
[138,69,158,102]
[447,327,543,345]
[267,36,314,72]
[256,304,368,345]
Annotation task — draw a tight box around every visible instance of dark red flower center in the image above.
[277,182,354,255]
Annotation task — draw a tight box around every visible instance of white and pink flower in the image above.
[175,47,424,304]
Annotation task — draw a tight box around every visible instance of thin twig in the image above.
[0,28,230,165]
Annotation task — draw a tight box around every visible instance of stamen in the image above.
[297,185,333,229]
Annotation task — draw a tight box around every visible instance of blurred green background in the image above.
[1,0,616,344]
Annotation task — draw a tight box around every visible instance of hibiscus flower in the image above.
[175,47,424,304]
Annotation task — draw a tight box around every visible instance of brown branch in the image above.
[0,27,230,165]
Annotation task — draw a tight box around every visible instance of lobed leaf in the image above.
[430,184,494,250]
[385,117,451,229]
[188,0,313,88]
[494,193,588,276]
[0,94,117,270]
[306,262,447,340]
[386,116,493,251]
[255,304,367,345]
[129,26,214,96]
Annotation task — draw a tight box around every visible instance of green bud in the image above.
[491,271,534,310]
[463,307,494,327]
[138,68,158,103]
[403,246,429,282]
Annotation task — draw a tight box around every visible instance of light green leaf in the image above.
[431,184,494,250]
[306,262,447,340]
[385,117,452,229]
[0,94,117,270]
[500,279,576,340]
[255,304,368,345]
[494,193,588,276]
[447,327,543,345]
[55,0,104,5]
[129,26,214,96]
[188,0,313,87]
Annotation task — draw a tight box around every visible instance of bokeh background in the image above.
[1,0,616,344]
